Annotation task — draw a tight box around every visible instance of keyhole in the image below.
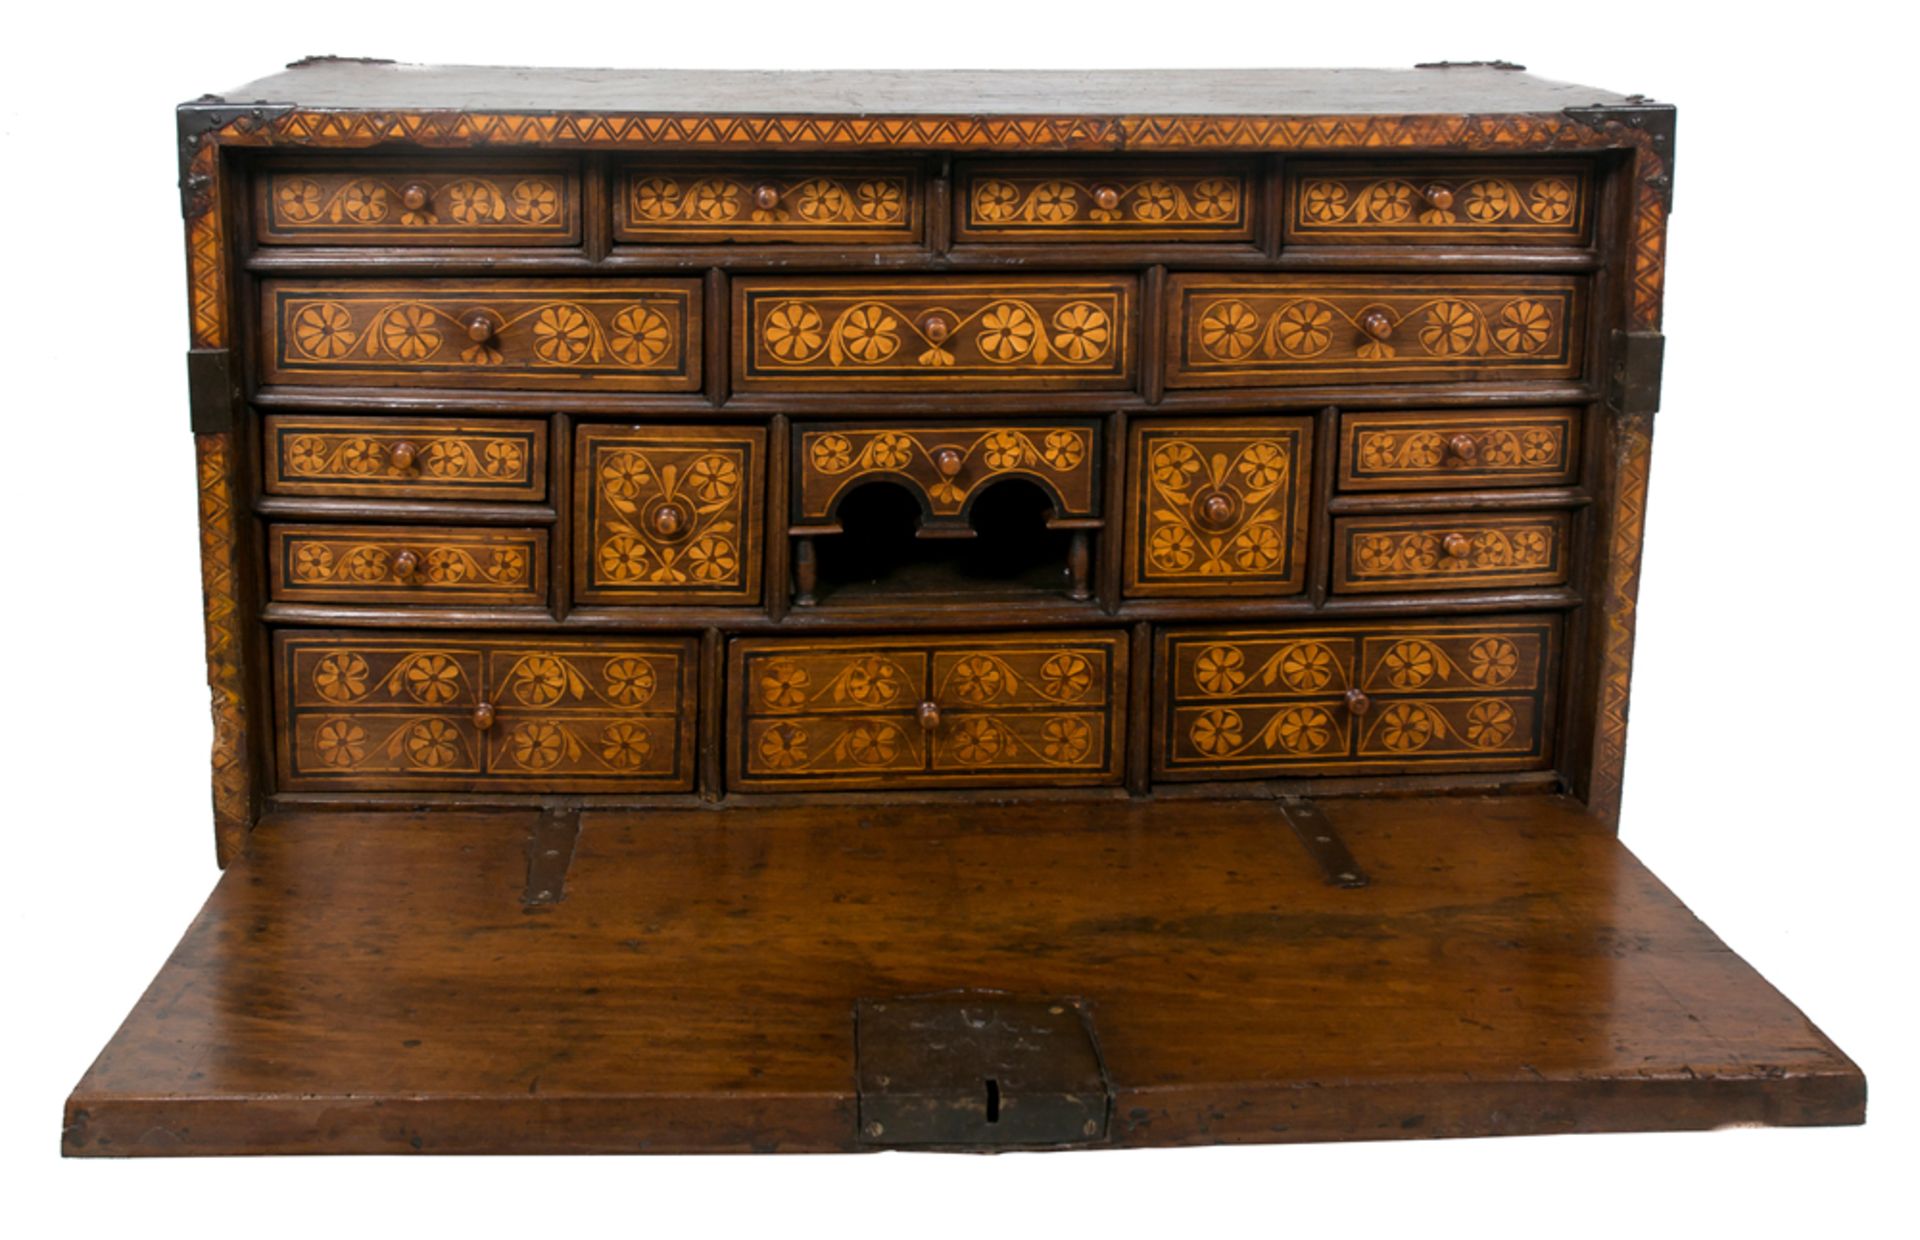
[985,1078,1001,1124]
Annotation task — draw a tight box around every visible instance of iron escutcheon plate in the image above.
[855,994,1111,1149]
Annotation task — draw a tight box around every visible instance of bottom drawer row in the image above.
[274,616,1557,793]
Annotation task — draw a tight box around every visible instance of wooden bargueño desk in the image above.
[63,60,1863,1155]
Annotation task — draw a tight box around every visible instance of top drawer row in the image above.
[255,157,1596,249]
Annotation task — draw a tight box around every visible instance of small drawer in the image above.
[1285,160,1593,247]
[794,422,1100,529]
[268,525,548,606]
[734,277,1136,391]
[954,160,1257,243]
[262,279,701,391]
[1333,513,1571,594]
[1338,409,1578,491]
[1123,417,1313,598]
[729,631,1126,790]
[276,633,697,792]
[1155,616,1557,780]
[1166,274,1583,389]
[263,416,548,501]
[256,159,582,246]
[573,424,766,606]
[614,161,923,244]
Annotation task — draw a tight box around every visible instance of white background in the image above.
[2,3,1913,1235]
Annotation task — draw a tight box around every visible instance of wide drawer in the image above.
[276,633,697,791]
[1338,408,1579,491]
[261,279,701,391]
[256,159,581,246]
[729,631,1126,790]
[1123,417,1313,598]
[954,160,1257,243]
[573,424,766,605]
[263,415,549,500]
[1166,274,1583,388]
[794,421,1101,526]
[614,160,923,244]
[733,277,1137,391]
[267,525,547,606]
[1284,160,1593,246]
[1332,513,1571,594]
[1155,616,1557,779]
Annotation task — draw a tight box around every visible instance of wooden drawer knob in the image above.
[1447,434,1480,463]
[391,549,420,580]
[400,182,432,212]
[1443,533,1473,560]
[1196,492,1236,530]
[1344,687,1371,716]
[917,700,941,731]
[650,502,687,538]
[1091,185,1121,211]
[1359,309,1394,341]
[463,311,498,343]
[920,313,952,344]
[1422,184,1455,211]
[933,447,964,478]
[387,441,418,471]
[472,702,496,732]
[752,183,781,211]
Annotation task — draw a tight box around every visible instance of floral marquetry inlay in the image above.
[265,416,548,500]
[956,162,1255,241]
[269,526,546,606]
[615,163,921,243]
[575,426,764,604]
[731,634,1124,789]
[736,278,1134,389]
[264,280,700,391]
[1168,275,1581,388]
[1287,160,1592,245]
[1156,619,1556,779]
[258,164,579,244]
[1335,514,1569,594]
[277,635,696,791]
[795,423,1098,523]
[1338,410,1577,491]
[1125,419,1312,597]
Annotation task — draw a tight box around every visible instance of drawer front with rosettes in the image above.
[1166,274,1583,388]
[729,631,1126,790]
[613,161,923,244]
[262,279,701,391]
[954,160,1257,243]
[793,422,1101,527]
[733,277,1136,391]
[1332,513,1572,594]
[1155,616,1557,779]
[267,525,548,607]
[256,160,582,246]
[262,416,549,501]
[1284,160,1593,246]
[1337,409,1579,491]
[276,633,698,792]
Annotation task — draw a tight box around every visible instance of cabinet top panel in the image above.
[204,60,1647,117]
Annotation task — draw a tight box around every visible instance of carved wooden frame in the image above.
[179,95,1671,860]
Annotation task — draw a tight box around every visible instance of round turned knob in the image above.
[462,311,498,344]
[391,549,420,580]
[752,183,781,211]
[916,700,941,732]
[1359,309,1394,340]
[1196,492,1236,530]
[933,447,964,478]
[400,182,432,212]
[1443,532,1474,560]
[472,701,496,732]
[1344,687,1372,716]
[387,441,418,471]
[650,503,687,538]
[1422,183,1455,211]
[1447,433,1480,463]
[1091,184,1121,211]
[920,313,952,344]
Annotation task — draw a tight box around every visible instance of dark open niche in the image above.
[798,478,1088,606]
